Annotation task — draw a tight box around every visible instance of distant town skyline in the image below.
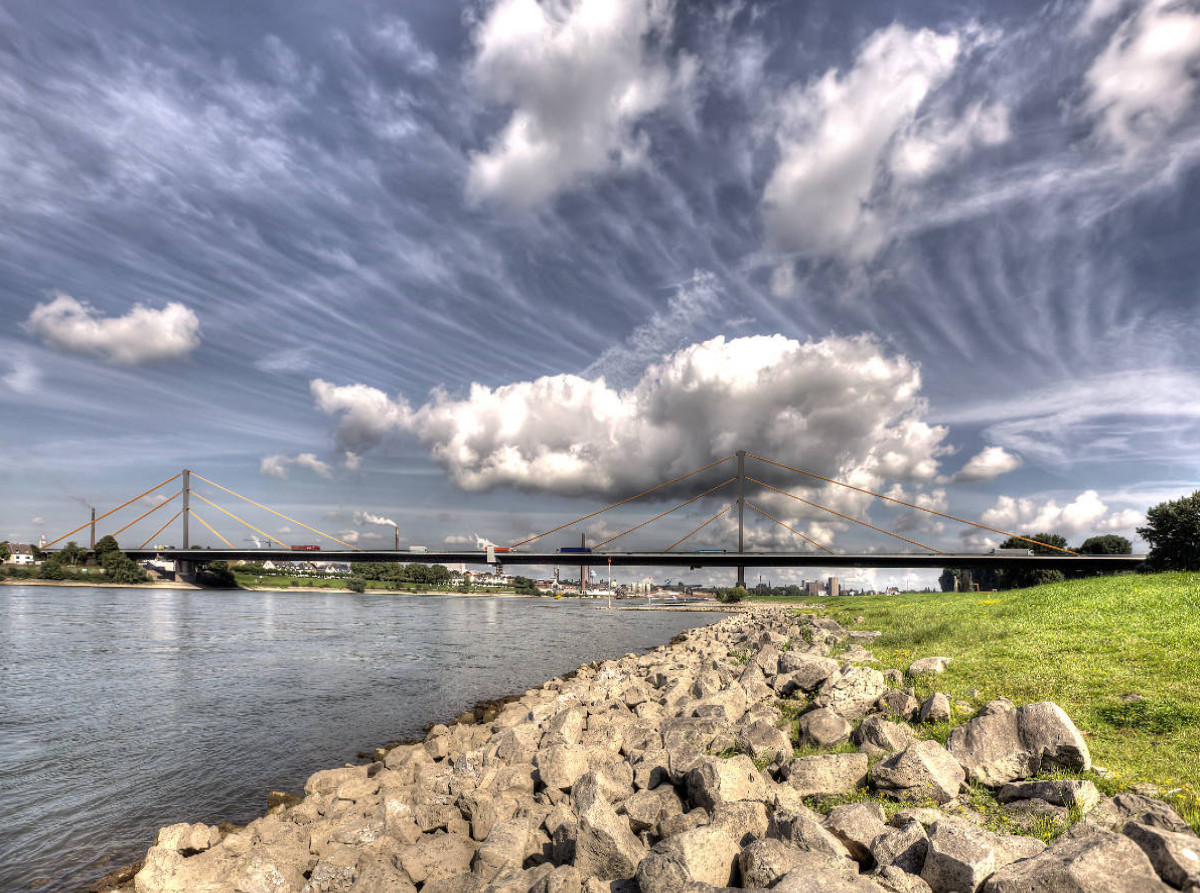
[2,0,1198,588]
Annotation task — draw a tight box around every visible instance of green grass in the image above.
[814,572,1200,825]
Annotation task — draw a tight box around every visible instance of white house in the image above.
[4,544,36,566]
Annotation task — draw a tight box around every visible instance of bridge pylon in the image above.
[736,450,746,589]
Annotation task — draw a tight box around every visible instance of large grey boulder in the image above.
[854,715,917,758]
[870,741,965,804]
[735,718,794,763]
[152,822,221,855]
[634,825,740,893]
[997,779,1100,812]
[816,667,890,720]
[982,828,1173,891]
[1123,821,1200,889]
[710,800,771,847]
[571,777,647,881]
[619,785,685,835]
[534,745,590,792]
[778,652,841,690]
[920,819,1045,893]
[541,707,586,748]
[740,838,846,887]
[773,863,888,891]
[772,808,856,861]
[799,708,854,747]
[472,818,529,883]
[947,701,1090,787]
[687,755,771,810]
[1087,792,1196,834]
[786,753,869,798]
[394,832,478,886]
[876,691,921,722]
[825,802,888,866]
[870,819,929,876]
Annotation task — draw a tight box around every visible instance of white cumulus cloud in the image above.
[762,24,1009,267]
[1083,0,1200,152]
[259,452,333,480]
[952,446,1023,482]
[466,0,690,207]
[979,489,1139,538]
[23,294,201,365]
[310,333,951,499]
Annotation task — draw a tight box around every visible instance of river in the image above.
[0,585,722,892]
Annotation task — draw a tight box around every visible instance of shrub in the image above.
[347,578,366,593]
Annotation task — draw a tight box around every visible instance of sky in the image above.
[2,0,1198,589]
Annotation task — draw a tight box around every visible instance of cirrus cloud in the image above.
[259,452,333,480]
[23,294,201,365]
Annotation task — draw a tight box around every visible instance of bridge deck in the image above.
[127,549,1146,571]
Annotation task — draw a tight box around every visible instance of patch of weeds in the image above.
[730,648,750,666]
[956,782,1068,843]
[776,698,808,723]
[712,745,742,759]
[752,755,773,772]
[792,740,860,759]
[1095,699,1200,736]
[803,787,911,822]
[1159,785,1200,835]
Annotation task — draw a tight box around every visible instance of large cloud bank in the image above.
[24,294,200,365]
[310,334,950,497]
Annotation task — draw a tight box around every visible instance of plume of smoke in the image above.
[356,512,397,527]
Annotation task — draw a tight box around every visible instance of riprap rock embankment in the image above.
[131,607,1198,892]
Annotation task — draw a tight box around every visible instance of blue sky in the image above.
[2,0,1198,587]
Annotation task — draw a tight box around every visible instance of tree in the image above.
[347,578,366,593]
[196,561,235,588]
[1139,491,1200,571]
[938,569,958,592]
[1077,535,1132,555]
[94,535,121,558]
[714,586,746,604]
[60,541,88,565]
[0,541,9,563]
[512,576,540,595]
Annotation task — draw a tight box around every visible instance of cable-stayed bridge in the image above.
[39,451,1145,581]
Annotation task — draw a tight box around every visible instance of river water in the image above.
[0,585,721,892]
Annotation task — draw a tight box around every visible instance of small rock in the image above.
[854,714,917,758]
[918,693,951,724]
[997,779,1100,812]
[908,657,953,677]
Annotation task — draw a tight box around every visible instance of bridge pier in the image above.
[737,450,746,589]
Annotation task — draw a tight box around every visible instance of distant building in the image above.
[827,576,840,597]
[805,580,823,597]
[5,544,36,566]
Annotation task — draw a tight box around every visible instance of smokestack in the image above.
[395,526,400,551]
[90,507,96,550]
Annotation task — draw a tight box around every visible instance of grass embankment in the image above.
[785,573,1200,825]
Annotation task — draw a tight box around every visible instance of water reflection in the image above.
[0,586,720,892]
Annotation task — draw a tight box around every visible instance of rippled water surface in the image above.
[0,586,721,891]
